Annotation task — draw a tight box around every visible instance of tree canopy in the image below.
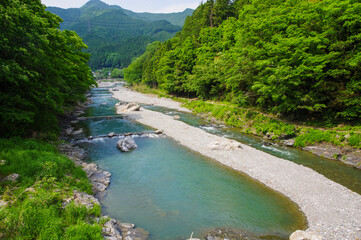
[125,0,361,121]
[47,0,193,69]
[0,0,94,137]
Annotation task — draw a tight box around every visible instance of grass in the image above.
[0,138,104,239]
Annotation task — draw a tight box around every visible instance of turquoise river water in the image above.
[72,85,361,239]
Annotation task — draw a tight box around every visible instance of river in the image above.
[74,85,306,239]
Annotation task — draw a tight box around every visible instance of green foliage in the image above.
[47,0,189,69]
[294,129,333,148]
[0,138,91,193]
[348,133,361,147]
[184,100,297,139]
[124,0,361,122]
[0,138,102,239]
[110,68,124,78]
[0,0,94,137]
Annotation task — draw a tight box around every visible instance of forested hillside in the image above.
[123,8,194,27]
[0,0,94,137]
[125,0,361,122]
[47,0,193,69]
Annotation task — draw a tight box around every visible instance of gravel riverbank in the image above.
[111,86,361,240]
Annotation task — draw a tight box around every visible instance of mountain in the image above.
[47,0,194,69]
[122,8,194,27]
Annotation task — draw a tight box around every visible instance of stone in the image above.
[74,110,85,116]
[116,103,141,113]
[124,227,149,240]
[303,145,342,160]
[118,223,135,231]
[173,115,181,120]
[117,137,138,152]
[90,171,111,186]
[108,132,116,138]
[4,173,20,182]
[103,170,112,178]
[63,191,100,209]
[65,127,74,135]
[0,200,8,208]
[345,134,351,139]
[92,182,108,192]
[289,230,323,240]
[284,139,296,146]
[71,128,83,135]
[103,219,123,240]
[83,163,98,177]
[154,129,163,135]
[89,136,94,140]
[209,139,242,151]
[0,160,6,166]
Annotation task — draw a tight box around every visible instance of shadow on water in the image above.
[73,85,307,240]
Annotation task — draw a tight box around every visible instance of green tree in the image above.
[0,0,94,137]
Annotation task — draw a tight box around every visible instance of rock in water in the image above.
[154,129,164,134]
[289,230,323,240]
[117,136,137,152]
[108,132,116,138]
[116,102,141,113]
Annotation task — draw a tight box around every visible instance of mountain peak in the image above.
[81,0,121,10]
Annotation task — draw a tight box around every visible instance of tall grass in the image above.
[0,138,103,239]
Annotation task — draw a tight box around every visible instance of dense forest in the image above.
[0,0,94,137]
[125,0,361,122]
[48,0,193,69]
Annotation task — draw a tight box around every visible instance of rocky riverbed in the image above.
[111,85,361,240]
[58,90,149,240]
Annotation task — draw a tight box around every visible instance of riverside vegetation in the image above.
[0,0,106,239]
[124,0,361,162]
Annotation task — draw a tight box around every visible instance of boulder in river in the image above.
[108,132,116,138]
[154,129,164,134]
[103,219,122,240]
[117,136,138,152]
[116,102,141,113]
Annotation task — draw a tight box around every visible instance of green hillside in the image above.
[122,8,194,27]
[47,0,193,69]
[125,0,361,123]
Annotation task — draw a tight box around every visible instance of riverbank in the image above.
[111,85,361,240]
[59,83,149,240]
[129,83,361,169]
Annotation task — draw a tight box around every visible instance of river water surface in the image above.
[76,86,308,239]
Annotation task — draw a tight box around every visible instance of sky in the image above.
[41,0,202,13]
